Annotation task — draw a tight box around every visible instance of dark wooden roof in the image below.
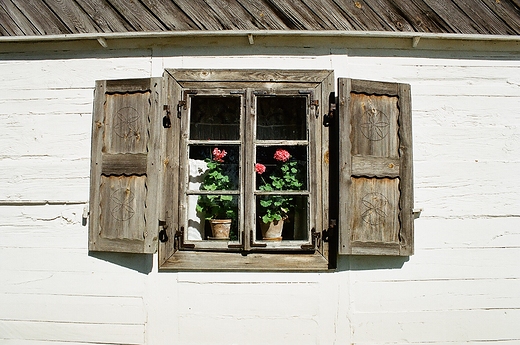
[1,0,519,36]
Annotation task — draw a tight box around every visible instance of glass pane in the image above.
[187,194,239,241]
[255,195,308,241]
[256,96,307,140]
[189,145,239,191]
[255,146,307,191]
[190,96,240,140]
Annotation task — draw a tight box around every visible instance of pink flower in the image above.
[273,149,290,162]
[255,163,266,174]
[212,147,227,162]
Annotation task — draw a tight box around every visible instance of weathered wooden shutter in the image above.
[89,78,162,253]
[337,78,413,256]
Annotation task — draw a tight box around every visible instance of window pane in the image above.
[187,145,240,241]
[190,96,240,140]
[255,146,307,191]
[255,195,308,241]
[187,194,239,241]
[256,96,307,140]
[189,145,239,191]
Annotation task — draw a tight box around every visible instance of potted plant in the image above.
[196,147,237,239]
[255,148,303,240]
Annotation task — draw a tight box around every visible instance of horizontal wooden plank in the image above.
[167,69,333,83]
[177,313,319,344]
[344,246,520,281]
[0,320,144,344]
[0,157,89,201]
[101,153,147,175]
[1,271,147,297]
[161,251,329,271]
[351,156,400,177]
[351,309,520,344]
[105,78,152,93]
[414,161,520,218]
[0,58,152,90]
[350,79,399,96]
[0,293,144,324]
[352,278,520,312]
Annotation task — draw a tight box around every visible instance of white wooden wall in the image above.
[1,42,519,345]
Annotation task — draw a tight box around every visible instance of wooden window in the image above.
[160,70,333,270]
[88,71,414,271]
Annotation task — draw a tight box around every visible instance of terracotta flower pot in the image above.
[209,219,231,239]
[260,219,284,240]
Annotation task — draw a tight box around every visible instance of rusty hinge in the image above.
[301,228,320,250]
[177,100,186,118]
[299,90,319,117]
[177,90,198,118]
[175,227,195,249]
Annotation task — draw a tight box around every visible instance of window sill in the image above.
[159,251,330,271]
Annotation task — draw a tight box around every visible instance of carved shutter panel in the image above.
[89,78,162,253]
[337,79,413,256]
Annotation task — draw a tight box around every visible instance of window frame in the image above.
[158,69,335,271]
[87,71,414,272]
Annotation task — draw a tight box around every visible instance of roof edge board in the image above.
[0,30,519,43]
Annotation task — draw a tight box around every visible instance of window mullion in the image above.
[243,88,255,251]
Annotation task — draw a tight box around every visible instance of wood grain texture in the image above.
[89,78,162,254]
[338,78,413,256]
[0,46,519,345]
[1,0,519,36]
[10,0,71,35]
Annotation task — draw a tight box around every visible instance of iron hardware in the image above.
[158,220,168,242]
[175,227,195,249]
[301,228,320,250]
[163,105,171,128]
[324,92,336,127]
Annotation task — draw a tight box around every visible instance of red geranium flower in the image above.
[255,163,266,174]
[273,149,290,162]
[212,147,227,162]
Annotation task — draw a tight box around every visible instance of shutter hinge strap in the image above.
[177,90,198,118]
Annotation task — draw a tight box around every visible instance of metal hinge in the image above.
[177,90,198,118]
[299,90,319,117]
[301,228,320,250]
[175,227,195,249]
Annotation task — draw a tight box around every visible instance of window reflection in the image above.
[190,96,240,140]
[256,96,307,140]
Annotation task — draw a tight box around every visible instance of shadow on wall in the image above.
[89,252,153,274]
[337,255,409,271]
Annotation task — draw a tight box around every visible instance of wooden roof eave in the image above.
[1,30,519,52]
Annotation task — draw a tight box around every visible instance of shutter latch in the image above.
[163,105,171,128]
[322,219,336,243]
[323,92,336,127]
[158,220,168,242]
